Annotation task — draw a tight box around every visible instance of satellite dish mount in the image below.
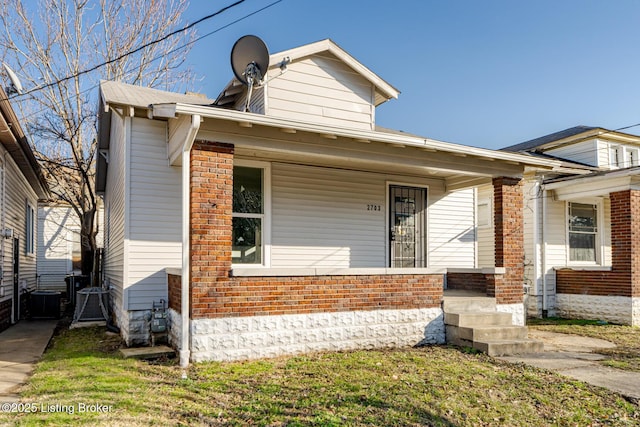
[230,35,270,112]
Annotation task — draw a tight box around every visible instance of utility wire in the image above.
[10,0,284,125]
[12,0,246,98]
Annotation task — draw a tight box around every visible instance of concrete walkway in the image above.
[499,330,640,404]
[0,320,58,403]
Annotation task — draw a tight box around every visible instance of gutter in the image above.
[179,114,201,375]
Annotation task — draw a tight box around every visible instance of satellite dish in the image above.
[2,63,23,96]
[230,35,269,112]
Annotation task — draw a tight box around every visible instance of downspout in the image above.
[541,183,548,318]
[180,114,201,375]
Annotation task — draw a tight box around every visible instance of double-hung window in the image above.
[232,162,269,265]
[25,203,35,255]
[568,202,598,263]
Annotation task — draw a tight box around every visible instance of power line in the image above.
[9,0,285,123]
[14,0,284,142]
[7,0,246,99]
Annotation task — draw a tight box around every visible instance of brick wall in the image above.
[492,177,524,304]
[168,273,181,312]
[556,189,640,298]
[0,299,11,333]
[195,274,442,319]
[446,272,487,293]
[185,140,443,320]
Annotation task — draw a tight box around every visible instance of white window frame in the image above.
[25,202,35,256]
[566,200,603,266]
[477,198,492,229]
[626,147,639,167]
[610,144,640,169]
[232,159,271,268]
[610,145,623,169]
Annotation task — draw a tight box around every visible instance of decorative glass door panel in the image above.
[389,186,427,268]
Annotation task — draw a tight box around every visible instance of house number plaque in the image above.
[367,204,381,211]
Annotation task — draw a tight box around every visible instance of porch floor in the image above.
[443,289,488,299]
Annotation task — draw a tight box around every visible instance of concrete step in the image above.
[444,311,513,327]
[447,325,528,342]
[473,339,544,357]
[442,296,496,313]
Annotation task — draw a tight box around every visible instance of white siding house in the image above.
[504,126,640,325]
[97,39,561,360]
[0,86,48,331]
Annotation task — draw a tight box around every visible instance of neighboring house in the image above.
[37,203,81,292]
[37,201,105,293]
[503,126,640,326]
[0,85,49,332]
[96,39,565,363]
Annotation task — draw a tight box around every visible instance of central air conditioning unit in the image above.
[73,287,109,322]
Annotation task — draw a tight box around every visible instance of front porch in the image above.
[162,140,536,362]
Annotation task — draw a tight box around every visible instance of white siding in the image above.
[269,162,476,269]
[271,163,385,267]
[428,188,476,269]
[127,118,181,311]
[596,139,610,168]
[0,145,39,307]
[266,52,375,130]
[542,196,566,298]
[602,197,612,266]
[522,181,537,291]
[477,184,494,267]
[103,112,127,314]
[546,139,597,166]
[37,206,80,292]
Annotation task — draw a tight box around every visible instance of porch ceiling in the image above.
[155,104,562,190]
[184,121,535,190]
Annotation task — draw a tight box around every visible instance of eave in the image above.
[155,103,560,167]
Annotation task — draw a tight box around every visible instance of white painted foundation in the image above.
[556,294,636,325]
[496,303,525,326]
[173,308,444,362]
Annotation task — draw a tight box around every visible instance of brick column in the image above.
[610,189,640,298]
[492,177,524,304]
[190,141,234,318]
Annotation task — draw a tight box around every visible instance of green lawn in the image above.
[1,326,638,426]
[529,318,640,372]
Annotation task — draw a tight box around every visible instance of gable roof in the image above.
[215,38,400,108]
[0,86,48,198]
[502,126,599,153]
[503,125,640,154]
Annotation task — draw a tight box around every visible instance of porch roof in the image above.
[544,166,640,200]
[152,101,565,188]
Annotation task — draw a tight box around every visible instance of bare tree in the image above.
[0,0,195,278]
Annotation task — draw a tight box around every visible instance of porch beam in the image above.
[197,123,526,178]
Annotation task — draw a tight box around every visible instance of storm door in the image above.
[389,186,427,268]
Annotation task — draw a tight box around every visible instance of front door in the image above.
[389,186,427,268]
[12,237,19,322]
